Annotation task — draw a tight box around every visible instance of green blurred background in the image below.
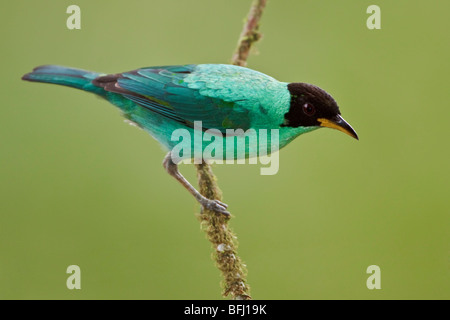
[1,0,449,299]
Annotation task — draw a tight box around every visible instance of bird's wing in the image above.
[93,64,283,132]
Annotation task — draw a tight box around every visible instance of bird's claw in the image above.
[202,199,230,216]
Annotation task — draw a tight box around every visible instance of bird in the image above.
[22,64,358,215]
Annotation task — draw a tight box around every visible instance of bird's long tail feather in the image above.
[22,65,103,93]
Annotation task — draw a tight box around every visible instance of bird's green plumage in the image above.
[22,64,322,160]
[183,64,290,128]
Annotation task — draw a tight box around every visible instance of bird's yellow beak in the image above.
[318,115,359,140]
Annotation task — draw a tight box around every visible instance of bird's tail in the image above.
[22,65,104,94]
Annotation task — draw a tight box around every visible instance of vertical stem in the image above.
[232,0,267,67]
[195,0,266,300]
[195,163,250,300]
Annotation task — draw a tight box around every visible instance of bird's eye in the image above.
[302,103,316,116]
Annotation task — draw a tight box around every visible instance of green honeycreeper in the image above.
[22,64,358,215]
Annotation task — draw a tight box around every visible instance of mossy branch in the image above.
[232,0,267,67]
[194,0,266,300]
[195,163,250,300]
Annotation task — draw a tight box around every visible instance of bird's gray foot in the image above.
[163,152,230,216]
[199,198,230,216]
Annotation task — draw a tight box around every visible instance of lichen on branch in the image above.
[232,0,267,67]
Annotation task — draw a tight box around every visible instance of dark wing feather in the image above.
[92,65,251,132]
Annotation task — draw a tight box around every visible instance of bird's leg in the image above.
[162,152,230,216]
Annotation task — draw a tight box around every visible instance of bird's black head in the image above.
[282,83,358,140]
